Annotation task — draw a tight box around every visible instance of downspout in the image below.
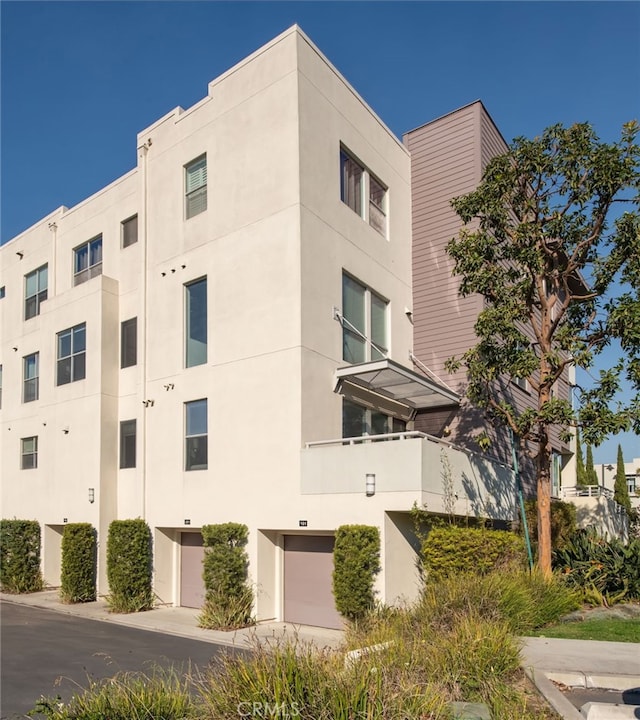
[137,138,152,520]
[509,428,534,571]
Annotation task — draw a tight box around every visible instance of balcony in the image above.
[560,485,614,500]
[301,432,516,522]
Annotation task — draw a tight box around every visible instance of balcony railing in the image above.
[560,485,613,499]
[306,430,441,448]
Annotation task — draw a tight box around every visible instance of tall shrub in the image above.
[199,523,253,630]
[0,519,43,593]
[614,444,632,514]
[60,523,97,603]
[524,499,577,553]
[333,525,380,621]
[575,429,587,488]
[422,525,526,580]
[106,519,153,613]
[585,445,598,485]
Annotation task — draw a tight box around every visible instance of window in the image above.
[551,451,562,498]
[0,286,5,299]
[342,273,388,363]
[73,235,102,286]
[121,317,137,368]
[24,264,48,319]
[119,420,136,469]
[185,399,207,471]
[342,399,405,439]
[23,353,39,403]
[21,436,38,469]
[185,278,207,367]
[185,155,207,219]
[121,215,138,248]
[57,323,86,385]
[340,148,387,236]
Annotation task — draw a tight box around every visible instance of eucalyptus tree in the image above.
[446,121,640,574]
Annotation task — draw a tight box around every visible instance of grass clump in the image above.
[537,617,640,643]
[33,668,194,720]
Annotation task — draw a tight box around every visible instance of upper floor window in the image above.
[23,352,39,403]
[74,235,102,286]
[57,323,86,385]
[21,436,38,470]
[24,264,48,320]
[185,399,208,471]
[342,273,388,364]
[120,419,137,469]
[185,278,207,368]
[121,317,137,368]
[121,215,138,248]
[185,155,207,219]
[340,148,387,236]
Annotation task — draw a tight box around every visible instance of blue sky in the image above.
[2,1,639,463]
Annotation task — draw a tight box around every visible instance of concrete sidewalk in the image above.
[0,589,344,652]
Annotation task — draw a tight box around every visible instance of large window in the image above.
[342,273,388,363]
[74,235,103,286]
[185,155,207,219]
[121,317,137,368]
[340,148,387,236]
[57,323,86,385]
[23,352,39,403]
[185,278,207,367]
[24,264,48,320]
[21,436,38,469]
[121,215,138,248]
[342,399,405,439]
[185,399,208,471]
[120,420,136,469]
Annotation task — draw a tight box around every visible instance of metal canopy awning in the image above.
[334,358,460,418]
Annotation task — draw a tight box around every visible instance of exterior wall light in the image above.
[88,488,95,504]
[366,473,376,497]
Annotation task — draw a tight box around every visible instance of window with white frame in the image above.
[185,399,207,471]
[121,215,138,248]
[24,264,48,320]
[342,399,405,439]
[120,420,136,469]
[185,155,207,219]
[23,352,39,403]
[185,278,207,367]
[342,273,388,363]
[340,148,387,236]
[56,323,86,385]
[21,436,38,469]
[73,235,102,286]
[551,451,562,498]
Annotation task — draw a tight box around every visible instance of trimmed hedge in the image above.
[106,519,154,613]
[0,519,43,593]
[333,525,380,621]
[524,498,577,553]
[422,524,526,580]
[60,523,97,603]
[199,523,253,630]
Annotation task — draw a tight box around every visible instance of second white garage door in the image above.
[283,535,343,629]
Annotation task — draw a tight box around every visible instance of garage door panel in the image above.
[283,535,342,629]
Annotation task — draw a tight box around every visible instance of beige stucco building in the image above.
[2,27,525,628]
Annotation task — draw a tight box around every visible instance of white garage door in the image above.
[180,532,205,608]
[283,535,342,629]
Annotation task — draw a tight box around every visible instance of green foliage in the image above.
[524,499,577,552]
[60,523,96,603]
[614,444,632,513]
[198,523,253,630]
[446,120,640,573]
[0,519,43,593]
[575,429,587,487]
[422,525,526,580]
[585,444,598,485]
[333,525,380,621]
[537,617,640,643]
[33,667,194,720]
[106,519,154,613]
[554,528,640,604]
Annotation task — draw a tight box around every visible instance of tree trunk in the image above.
[537,427,552,576]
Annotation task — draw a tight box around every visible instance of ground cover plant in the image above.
[536,617,640,643]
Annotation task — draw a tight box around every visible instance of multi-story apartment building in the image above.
[2,27,523,629]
